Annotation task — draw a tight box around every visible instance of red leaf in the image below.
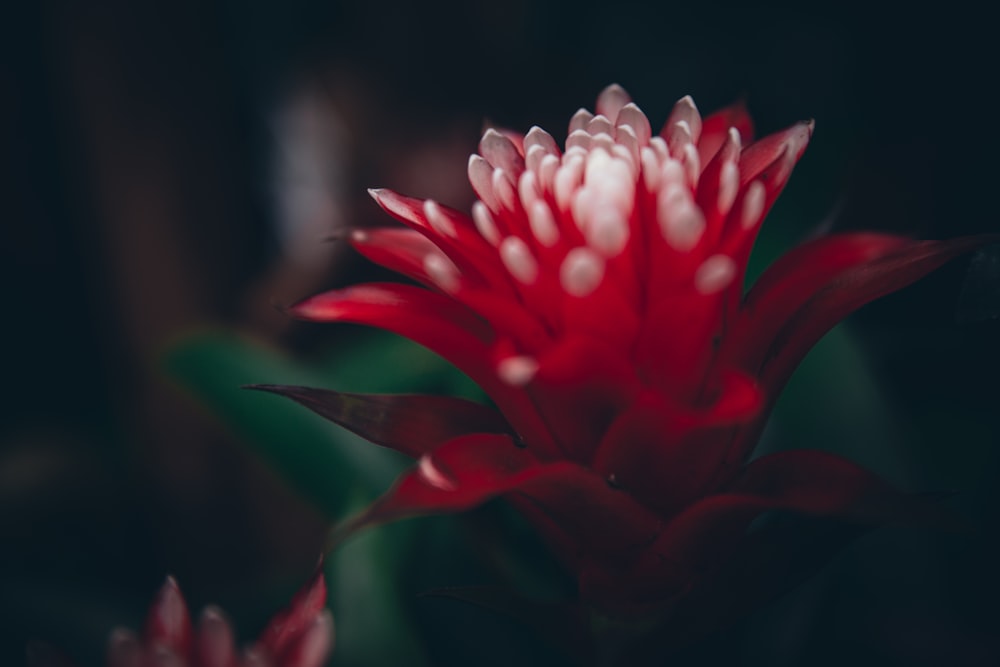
[583,449,913,613]
[342,434,543,530]
[654,449,907,561]
[246,385,513,458]
[725,233,911,372]
[338,434,662,560]
[723,234,996,463]
[349,227,445,289]
[758,236,995,389]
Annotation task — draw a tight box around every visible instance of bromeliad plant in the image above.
[253,85,986,640]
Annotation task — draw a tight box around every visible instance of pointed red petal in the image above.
[246,385,513,458]
[733,449,912,520]
[737,234,994,402]
[342,433,542,527]
[195,607,237,667]
[719,121,815,311]
[256,566,328,662]
[291,282,493,342]
[721,233,907,377]
[289,283,495,407]
[290,283,557,457]
[368,188,514,293]
[698,100,754,166]
[737,120,813,188]
[349,227,449,290]
[144,576,193,660]
[351,228,550,350]
[726,121,813,243]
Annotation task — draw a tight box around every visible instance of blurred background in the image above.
[3,1,998,665]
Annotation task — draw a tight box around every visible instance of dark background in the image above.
[3,1,999,665]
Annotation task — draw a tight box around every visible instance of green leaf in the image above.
[161,330,406,517]
[327,496,430,667]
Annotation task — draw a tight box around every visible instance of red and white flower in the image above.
[258,85,986,619]
[106,568,331,667]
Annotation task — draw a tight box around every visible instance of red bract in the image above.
[263,85,988,619]
[106,568,332,667]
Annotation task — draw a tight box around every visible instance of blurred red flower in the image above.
[105,568,331,667]
[259,85,987,622]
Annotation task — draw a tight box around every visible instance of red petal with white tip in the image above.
[195,607,236,667]
[480,128,525,176]
[290,283,559,458]
[738,120,812,187]
[344,434,662,558]
[345,434,545,524]
[721,122,814,270]
[349,227,449,290]
[596,84,632,121]
[291,282,493,345]
[367,189,513,292]
[697,100,754,166]
[662,95,703,145]
[144,576,193,660]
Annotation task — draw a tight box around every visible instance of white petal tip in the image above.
[418,454,458,491]
[560,247,605,297]
[498,355,539,386]
[695,255,737,295]
[499,236,539,284]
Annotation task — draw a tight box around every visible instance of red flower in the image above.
[106,568,332,667]
[258,85,988,621]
